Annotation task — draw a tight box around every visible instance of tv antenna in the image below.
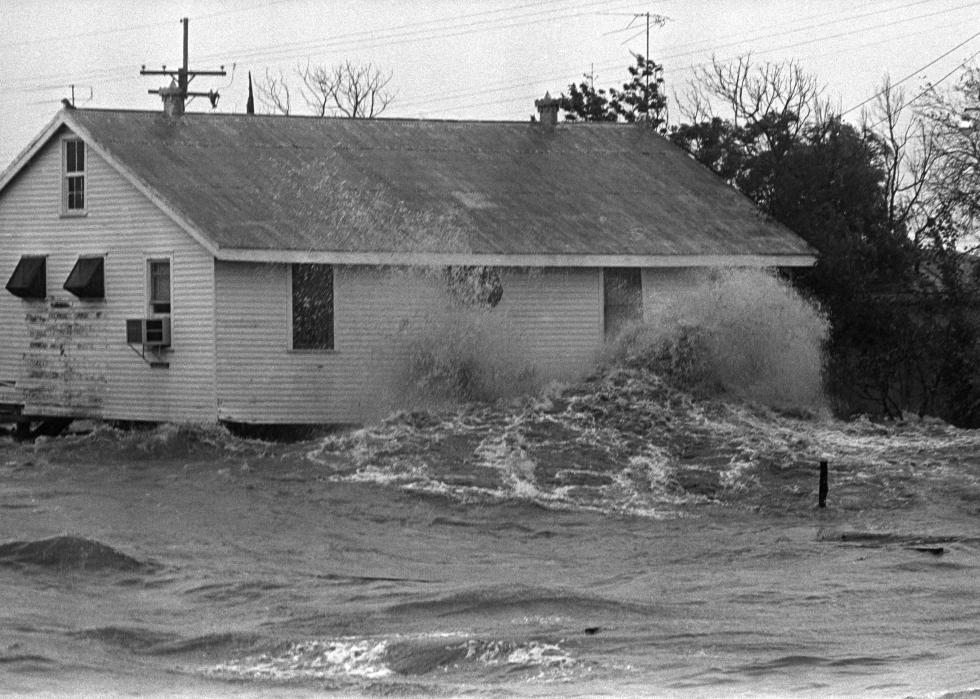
[140,18,226,115]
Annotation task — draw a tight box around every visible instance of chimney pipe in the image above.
[534,92,560,130]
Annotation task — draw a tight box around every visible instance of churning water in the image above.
[3,363,980,697]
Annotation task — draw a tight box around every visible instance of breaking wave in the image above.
[203,634,577,684]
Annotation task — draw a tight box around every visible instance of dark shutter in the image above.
[63,256,104,299]
[5,256,46,299]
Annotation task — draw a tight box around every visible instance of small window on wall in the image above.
[63,139,85,214]
[292,264,334,350]
[148,260,171,314]
[64,256,104,299]
[5,256,46,299]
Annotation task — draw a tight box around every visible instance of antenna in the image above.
[603,10,669,124]
[140,18,226,115]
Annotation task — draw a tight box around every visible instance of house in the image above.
[0,97,815,426]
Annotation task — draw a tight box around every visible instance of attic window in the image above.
[63,139,85,214]
[64,256,104,299]
[292,264,334,350]
[5,255,46,299]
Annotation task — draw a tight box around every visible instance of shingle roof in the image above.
[53,109,814,264]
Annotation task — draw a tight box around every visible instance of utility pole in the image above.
[141,18,226,116]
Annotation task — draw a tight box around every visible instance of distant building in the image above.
[0,100,814,425]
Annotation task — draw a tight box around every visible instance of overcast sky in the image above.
[2,0,979,168]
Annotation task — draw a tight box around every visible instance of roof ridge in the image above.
[68,106,639,128]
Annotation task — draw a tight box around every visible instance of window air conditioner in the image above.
[126,317,171,348]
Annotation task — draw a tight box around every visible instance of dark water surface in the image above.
[3,382,980,697]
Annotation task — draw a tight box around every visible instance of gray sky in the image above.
[2,0,979,168]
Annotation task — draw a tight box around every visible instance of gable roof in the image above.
[1,107,815,267]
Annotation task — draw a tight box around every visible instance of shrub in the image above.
[605,268,829,411]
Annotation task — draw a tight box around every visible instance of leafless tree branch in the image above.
[255,60,395,119]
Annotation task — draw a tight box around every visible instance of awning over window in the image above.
[5,256,46,299]
[64,256,104,299]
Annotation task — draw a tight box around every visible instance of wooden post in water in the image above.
[818,460,829,508]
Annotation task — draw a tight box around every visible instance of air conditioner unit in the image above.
[126,317,171,348]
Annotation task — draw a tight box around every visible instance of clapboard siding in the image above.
[215,264,441,423]
[494,268,602,373]
[215,264,603,423]
[0,127,217,422]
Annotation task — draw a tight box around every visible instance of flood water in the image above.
[2,367,980,697]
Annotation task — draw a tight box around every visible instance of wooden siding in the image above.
[214,264,603,424]
[495,268,602,375]
[0,127,217,422]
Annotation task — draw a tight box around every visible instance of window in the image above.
[292,264,334,350]
[148,260,171,314]
[5,255,46,299]
[603,268,642,338]
[63,139,85,213]
[64,256,104,299]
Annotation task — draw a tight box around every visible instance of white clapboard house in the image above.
[0,97,814,425]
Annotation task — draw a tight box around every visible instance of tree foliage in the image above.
[670,55,980,425]
[558,54,667,130]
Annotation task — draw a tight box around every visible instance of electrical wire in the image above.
[247,0,980,115]
[842,27,980,116]
[392,3,978,115]
[863,46,980,128]
[0,0,956,94]
[3,0,977,127]
[4,0,642,92]
[0,0,295,49]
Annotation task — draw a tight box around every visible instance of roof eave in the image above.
[213,248,817,268]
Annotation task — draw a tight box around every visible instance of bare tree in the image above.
[255,67,293,115]
[862,75,941,244]
[916,65,980,251]
[680,54,826,147]
[255,60,394,118]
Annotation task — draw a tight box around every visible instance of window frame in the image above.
[289,263,335,352]
[147,258,172,316]
[61,137,86,216]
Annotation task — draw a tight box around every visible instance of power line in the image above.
[660,0,944,58]
[0,0,294,49]
[864,46,980,128]
[666,0,980,66]
[1,0,960,96]
[4,0,641,92]
[394,4,977,115]
[4,0,976,128]
[192,0,644,66]
[842,27,980,116]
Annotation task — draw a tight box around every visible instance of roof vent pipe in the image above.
[534,93,560,130]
